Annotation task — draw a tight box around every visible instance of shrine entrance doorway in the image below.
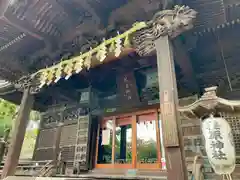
[95,109,164,170]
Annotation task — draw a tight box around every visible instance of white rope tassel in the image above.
[227,174,233,180]
[223,174,233,180]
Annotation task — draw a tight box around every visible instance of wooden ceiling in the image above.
[1,0,240,108]
[0,0,168,82]
[188,24,240,96]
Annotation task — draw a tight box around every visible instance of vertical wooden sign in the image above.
[117,72,140,107]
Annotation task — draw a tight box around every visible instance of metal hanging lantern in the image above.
[201,115,235,176]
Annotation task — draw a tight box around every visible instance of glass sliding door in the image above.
[114,117,132,168]
[95,110,163,170]
[96,119,114,166]
[136,112,161,169]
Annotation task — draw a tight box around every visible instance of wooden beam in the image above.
[1,87,34,178]
[155,36,187,180]
[2,17,43,40]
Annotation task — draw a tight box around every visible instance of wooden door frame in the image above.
[95,108,162,170]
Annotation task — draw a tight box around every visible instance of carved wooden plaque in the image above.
[117,72,140,107]
[160,90,179,147]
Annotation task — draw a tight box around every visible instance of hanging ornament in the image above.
[84,48,92,70]
[97,39,107,62]
[39,70,49,88]
[46,71,54,85]
[201,115,236,176]
[124,34,131,48]
[109,39,115,53]
[64,62,74,80]
[115,32,122,57]
[54,65,63,83]
[74,55,84,73]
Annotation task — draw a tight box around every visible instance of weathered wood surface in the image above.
[156,36,187,180]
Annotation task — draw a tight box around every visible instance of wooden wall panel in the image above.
[34,148,55,161]
[60,124,78,147]
[61,146,75,161]
[117,72,140,107]
[37,128,57,148]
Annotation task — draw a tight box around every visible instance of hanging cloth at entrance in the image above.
[201,115,236,177]
[102,129,111,145]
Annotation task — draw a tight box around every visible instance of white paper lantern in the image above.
[201,115,236,175]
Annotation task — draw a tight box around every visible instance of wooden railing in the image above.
[38,160,54,177]
[0,160,55,176]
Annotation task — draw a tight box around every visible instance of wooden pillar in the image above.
[120,126,127,160]
[131,115,137,168]
[155,36,187,180]
[54,124,63,175]
[155,112,162,169]
[1,88,34,178]
[54,124,63,162]
[111,117,116,164]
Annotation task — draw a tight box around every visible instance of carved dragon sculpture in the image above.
[132,5,197,56]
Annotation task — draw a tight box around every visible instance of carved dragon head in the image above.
[132,6,197,56]
[170,5,197,37]
[151,5,197,38]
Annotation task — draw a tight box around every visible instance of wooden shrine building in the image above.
[0,0,240,180]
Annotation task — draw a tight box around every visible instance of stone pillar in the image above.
[1,88,34,178]
[155,36,187,180]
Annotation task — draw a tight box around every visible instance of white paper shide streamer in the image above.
[202,115,236,178]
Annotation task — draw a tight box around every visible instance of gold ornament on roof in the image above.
[74,56,84,73]
[46,71,54,85]
[115,32,122,57]
[64,62,74,80]
[96,39,107,62]
[109,40,115,53]
[39,70,49,88]
[84,48,92,69]
[124,35,131,48]
[54,65,63,83]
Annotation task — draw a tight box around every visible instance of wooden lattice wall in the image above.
[34,128,57,161]
[60,124,78,162]
[32,103,99,175]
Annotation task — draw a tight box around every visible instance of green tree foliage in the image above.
[0,99,16,137]
[30,110,41,121]
[0,99,40,137]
